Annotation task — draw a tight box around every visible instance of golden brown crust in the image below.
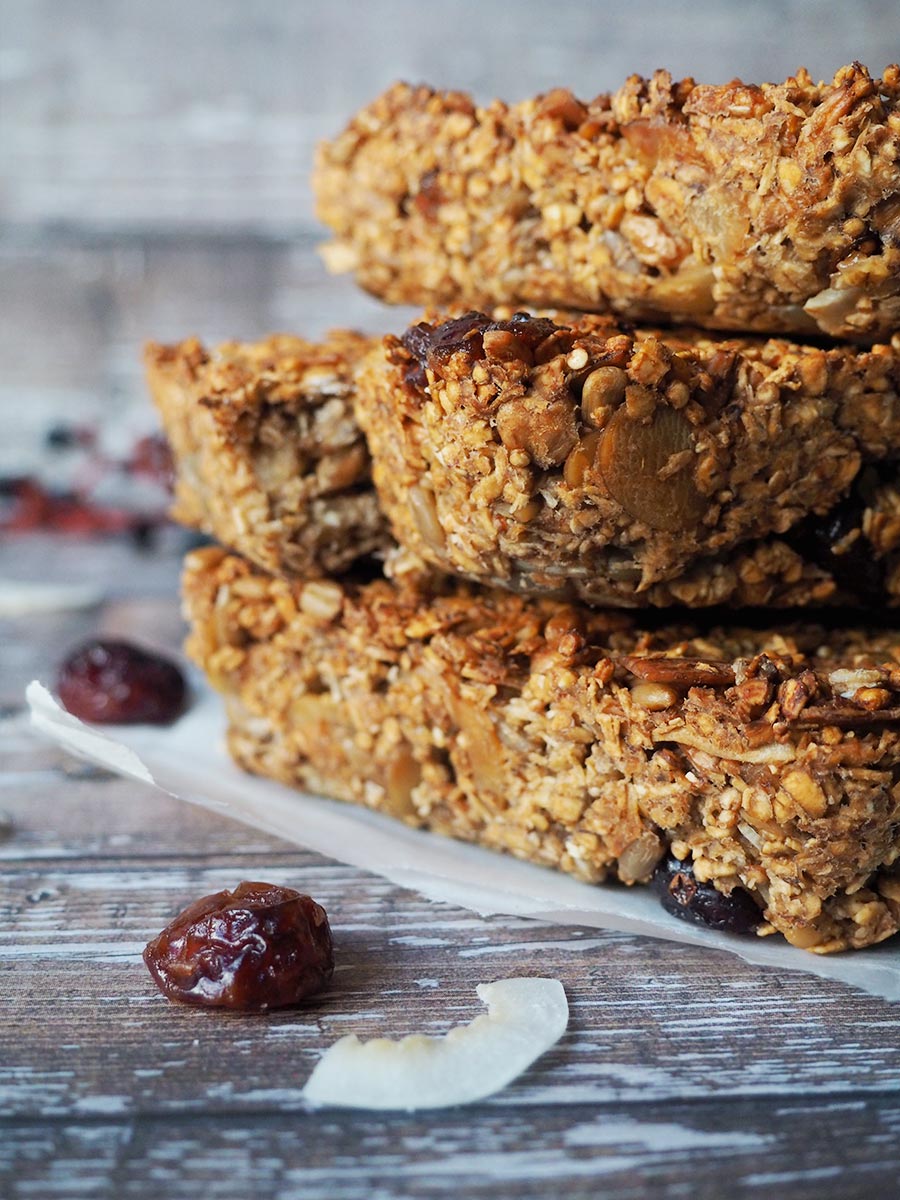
[355,310,900,607]
[145,332,391,577]
[183,547,900,953]
[315,65,900,341]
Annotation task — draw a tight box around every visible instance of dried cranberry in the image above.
[57,639,186,724]
[143,882,334,1010]
[650,854,760,935]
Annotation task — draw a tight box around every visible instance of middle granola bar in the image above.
[356,310,900,608]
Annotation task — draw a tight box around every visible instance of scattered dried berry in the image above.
[57,639,186,724]
[143,882,334,1010]
[402,311,559,387]
[650,854,761,935]
[2,428,172,538]
[785,476,885,601]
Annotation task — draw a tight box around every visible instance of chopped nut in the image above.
[544,608,585,643]
[782,925,824,950]
[780,769,828,817]
[617,831,665,883]
[733,677,774,720]
[495,392,578,468]
[536,86,588,128]
[630,681,679,710]
[408,485,446,552]
[855,686,893,710]
[778,672,816,720]
[621,656,735,688]
[318,444,369,492]
[451,697,507,802]
[383,744,422,817]
[299,580,344,621]
[482,328,531,363]
[563,431,602,488]
[566,347,589,371]
[580,365,627,423]
[828,667,886,698]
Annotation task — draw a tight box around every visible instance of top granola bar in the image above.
[315,64,900,342]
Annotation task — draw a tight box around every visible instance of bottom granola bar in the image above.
[183,547,900,953]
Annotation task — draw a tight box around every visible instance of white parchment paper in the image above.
[27,679,900,1001]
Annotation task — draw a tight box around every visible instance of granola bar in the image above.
[314,64,900,341]
[145,333,390,577]
[183,546,900,953]
[355,310,900,607]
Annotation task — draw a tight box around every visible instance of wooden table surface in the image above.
[1,536,900,1200]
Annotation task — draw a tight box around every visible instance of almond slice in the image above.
[597,404,705,532]
[303,977,568,1110]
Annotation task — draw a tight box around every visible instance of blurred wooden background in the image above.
[4,0,900,472]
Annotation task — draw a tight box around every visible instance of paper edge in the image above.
[27,681,156,785]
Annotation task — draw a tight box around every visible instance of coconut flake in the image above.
[303,977,568,1110]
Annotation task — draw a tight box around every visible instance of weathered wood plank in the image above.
[3,849,900,1120]
[3,1096,900,1200]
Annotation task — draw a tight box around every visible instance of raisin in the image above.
[143,882,334,1010]
[401,311,560,387]
[57,639,186,724]
[650,854,761,935]
[785,479,885,602]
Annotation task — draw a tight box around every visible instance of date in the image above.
[143,881,334,1010]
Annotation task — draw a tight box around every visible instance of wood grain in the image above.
[4,1097,900,1200]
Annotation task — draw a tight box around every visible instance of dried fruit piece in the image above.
[303,977,568,1110]
[784,480,886,602]
[402,312,559,382]
[597,405,705,532]
[650,854,761,934]
[57,640,186,725]
[143,881,334,1010]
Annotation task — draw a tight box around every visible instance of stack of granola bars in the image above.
[148,63,900,954]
